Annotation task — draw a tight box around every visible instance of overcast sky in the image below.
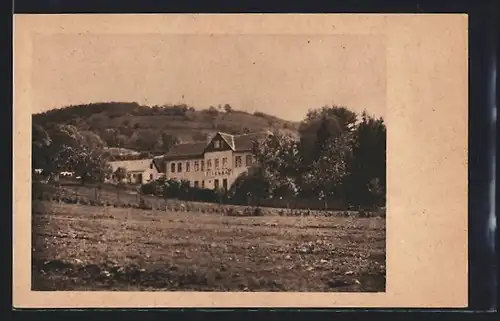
[31,33,386,121]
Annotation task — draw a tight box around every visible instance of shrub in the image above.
[253,207,264,216]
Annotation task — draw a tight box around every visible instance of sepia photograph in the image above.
[14,14,468,308]
[30,27,386,293]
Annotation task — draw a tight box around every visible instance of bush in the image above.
[253,207,264,216]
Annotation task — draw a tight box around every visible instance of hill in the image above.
[32,102,300,154]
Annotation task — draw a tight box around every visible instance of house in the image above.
[107,157,164,185]
[163,131,273,191]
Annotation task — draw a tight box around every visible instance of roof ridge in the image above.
[217,131,235,137]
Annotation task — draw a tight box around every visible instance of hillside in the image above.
[32,102,300,153]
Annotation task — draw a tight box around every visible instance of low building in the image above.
[107,158,164,185]
[163,131,272,191]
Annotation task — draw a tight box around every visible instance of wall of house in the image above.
[165,158,206,187]
[141,164,161,184]
[232,151,255,176]
[108,159,161,185]
[203,150,235,190]
[164,151,257,191]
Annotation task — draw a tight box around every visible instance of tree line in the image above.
[232,106,386,209]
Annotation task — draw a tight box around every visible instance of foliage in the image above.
[113,167,128,182]
[302,135,351,208]
[228,167,272,205]
[251,132,300,199]
[344,112,387,208]
[53,145,110,184]
[32,102,298,152]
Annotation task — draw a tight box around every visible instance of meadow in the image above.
[32,200,386,292]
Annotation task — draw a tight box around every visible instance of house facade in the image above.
[107,157,164,185]
[163,131,272,191]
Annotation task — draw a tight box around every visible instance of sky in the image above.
[31,33,386,121]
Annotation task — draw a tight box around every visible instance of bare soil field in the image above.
[32,201,386,292]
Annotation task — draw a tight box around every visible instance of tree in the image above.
[298,105,357,164]
[80,130,106,150]
[160,132,180,151]
[114,167,128,183]
[229,167,271,206]
[206,106,219,118]
[132,129,160,151]
[303,135,351,209]
[223,104,233,113]
[32,124,52,171]
[251,132,301,200]
[344,111,386,208]
[52,144,109,185]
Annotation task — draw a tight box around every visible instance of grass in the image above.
[32,201,386,292]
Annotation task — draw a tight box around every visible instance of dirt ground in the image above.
[32,201,386,292]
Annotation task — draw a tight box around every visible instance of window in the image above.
[214,179,219,190]
[177,162,182,172]
[186,162,190,172]
[245,155,253,166]
[194,181,199,188]
[222,157,228,169]
[194,161,199,171]
[223,179,228,191]
[201,180,205,188]
[150,163,153,169]
[201,160,205,171]
[215,158,220,170]
[235,156,242,168]
[214,140,221,148]
[207,159,212,170]
[149,173,153,180]
[171,163,175,173]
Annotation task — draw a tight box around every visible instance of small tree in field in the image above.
[114,167,128,183]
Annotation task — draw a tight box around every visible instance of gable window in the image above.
[235,156,242,168]
[177,162,182,172]
[194,161,199,171]
[215,158,220,170]
[186,162,190,172]
[201,160,205,171]
[214,140,221,148]
[222,157,228,169]
[245,155,253,166]
[207,159,212,170]
[170,163,175,173]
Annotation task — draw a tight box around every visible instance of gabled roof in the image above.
[163,141,207,160]
[233,131,272,152]
[163,131,273,160]
[152,156,166,173]
[218,132,235,150]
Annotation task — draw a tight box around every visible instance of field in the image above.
[32,201,385,292]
